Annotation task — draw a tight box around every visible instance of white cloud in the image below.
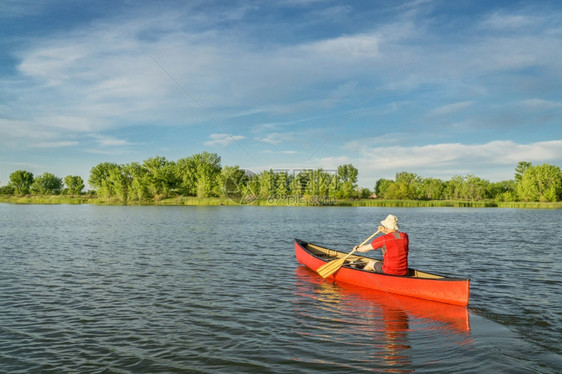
[519,99,562,110]
[34,141,80,148]
[0,119,53,142]
[46,116,100,132]
[0,118,78,149]
[429,101,474,116]
[93,135,133,147]
[262,150,299,155]
[256,132,294,145]
[480,12,538,31]
[204,133,245,146]
[302,33,379,60]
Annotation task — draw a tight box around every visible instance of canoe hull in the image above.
[295,238,470,306]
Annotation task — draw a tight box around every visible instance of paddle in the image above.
[316,229,381,279]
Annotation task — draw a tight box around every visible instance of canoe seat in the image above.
[346,261,366,269]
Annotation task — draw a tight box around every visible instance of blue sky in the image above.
[1,0,561,189]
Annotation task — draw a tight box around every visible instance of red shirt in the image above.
[371,232,409,275]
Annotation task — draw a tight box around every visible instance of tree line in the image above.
[0,152,361,203]
[85,153,362,203]
[1,154,561,203]
[2,171,84,196]
[374,162,562,202]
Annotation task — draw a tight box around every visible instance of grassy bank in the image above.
[1,195,561,209]
[0,195,95,205]
[344,199,562,209]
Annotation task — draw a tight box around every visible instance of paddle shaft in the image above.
[358,229,381,248]
[340,229,381,262]
[340,248,357,261]
[316,229,381,278]
[347,229,381,261]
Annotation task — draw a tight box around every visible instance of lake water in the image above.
[0,204,560,373]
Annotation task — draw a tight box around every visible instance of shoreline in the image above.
[1,195,561,209]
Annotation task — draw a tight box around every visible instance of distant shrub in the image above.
[0,185,15,195]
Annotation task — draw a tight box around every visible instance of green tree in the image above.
[491,180,518,202]
[420,177,445,200]
[9,170,34,194]
[358,187,372,198]
[107,165,131,203]
[388,172,421,199]
[216,165,248,198]
[516,163,562,202]
[242,173,260,202]
[124,162,151,202]
[0,185,15,195]
[176,157,197,196]
[515,161,532,183]
[443,176,465,200]
[276,171,289,197]
[289,172,305,197]
[31,172,63,195]
[336,164,358,198]
[259,169,276,198]
[305,169,332,198]
[192,152,221,198]
[291,171,310,197]
[143,156,179,198]
[89,162,121,199]
[176,153,222,198]
[464,175,490,201]
[64,175,85,195]
[374,178,394,198]
[384,182,407,199]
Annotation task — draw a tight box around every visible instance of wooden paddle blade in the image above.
[316,257,347,278]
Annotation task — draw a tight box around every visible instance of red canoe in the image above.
[294,238,470,306]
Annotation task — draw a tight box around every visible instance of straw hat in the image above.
[380,214,399,231]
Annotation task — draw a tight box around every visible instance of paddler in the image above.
[353,214,410,276]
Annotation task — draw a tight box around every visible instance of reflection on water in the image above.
[292,266,472,372]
